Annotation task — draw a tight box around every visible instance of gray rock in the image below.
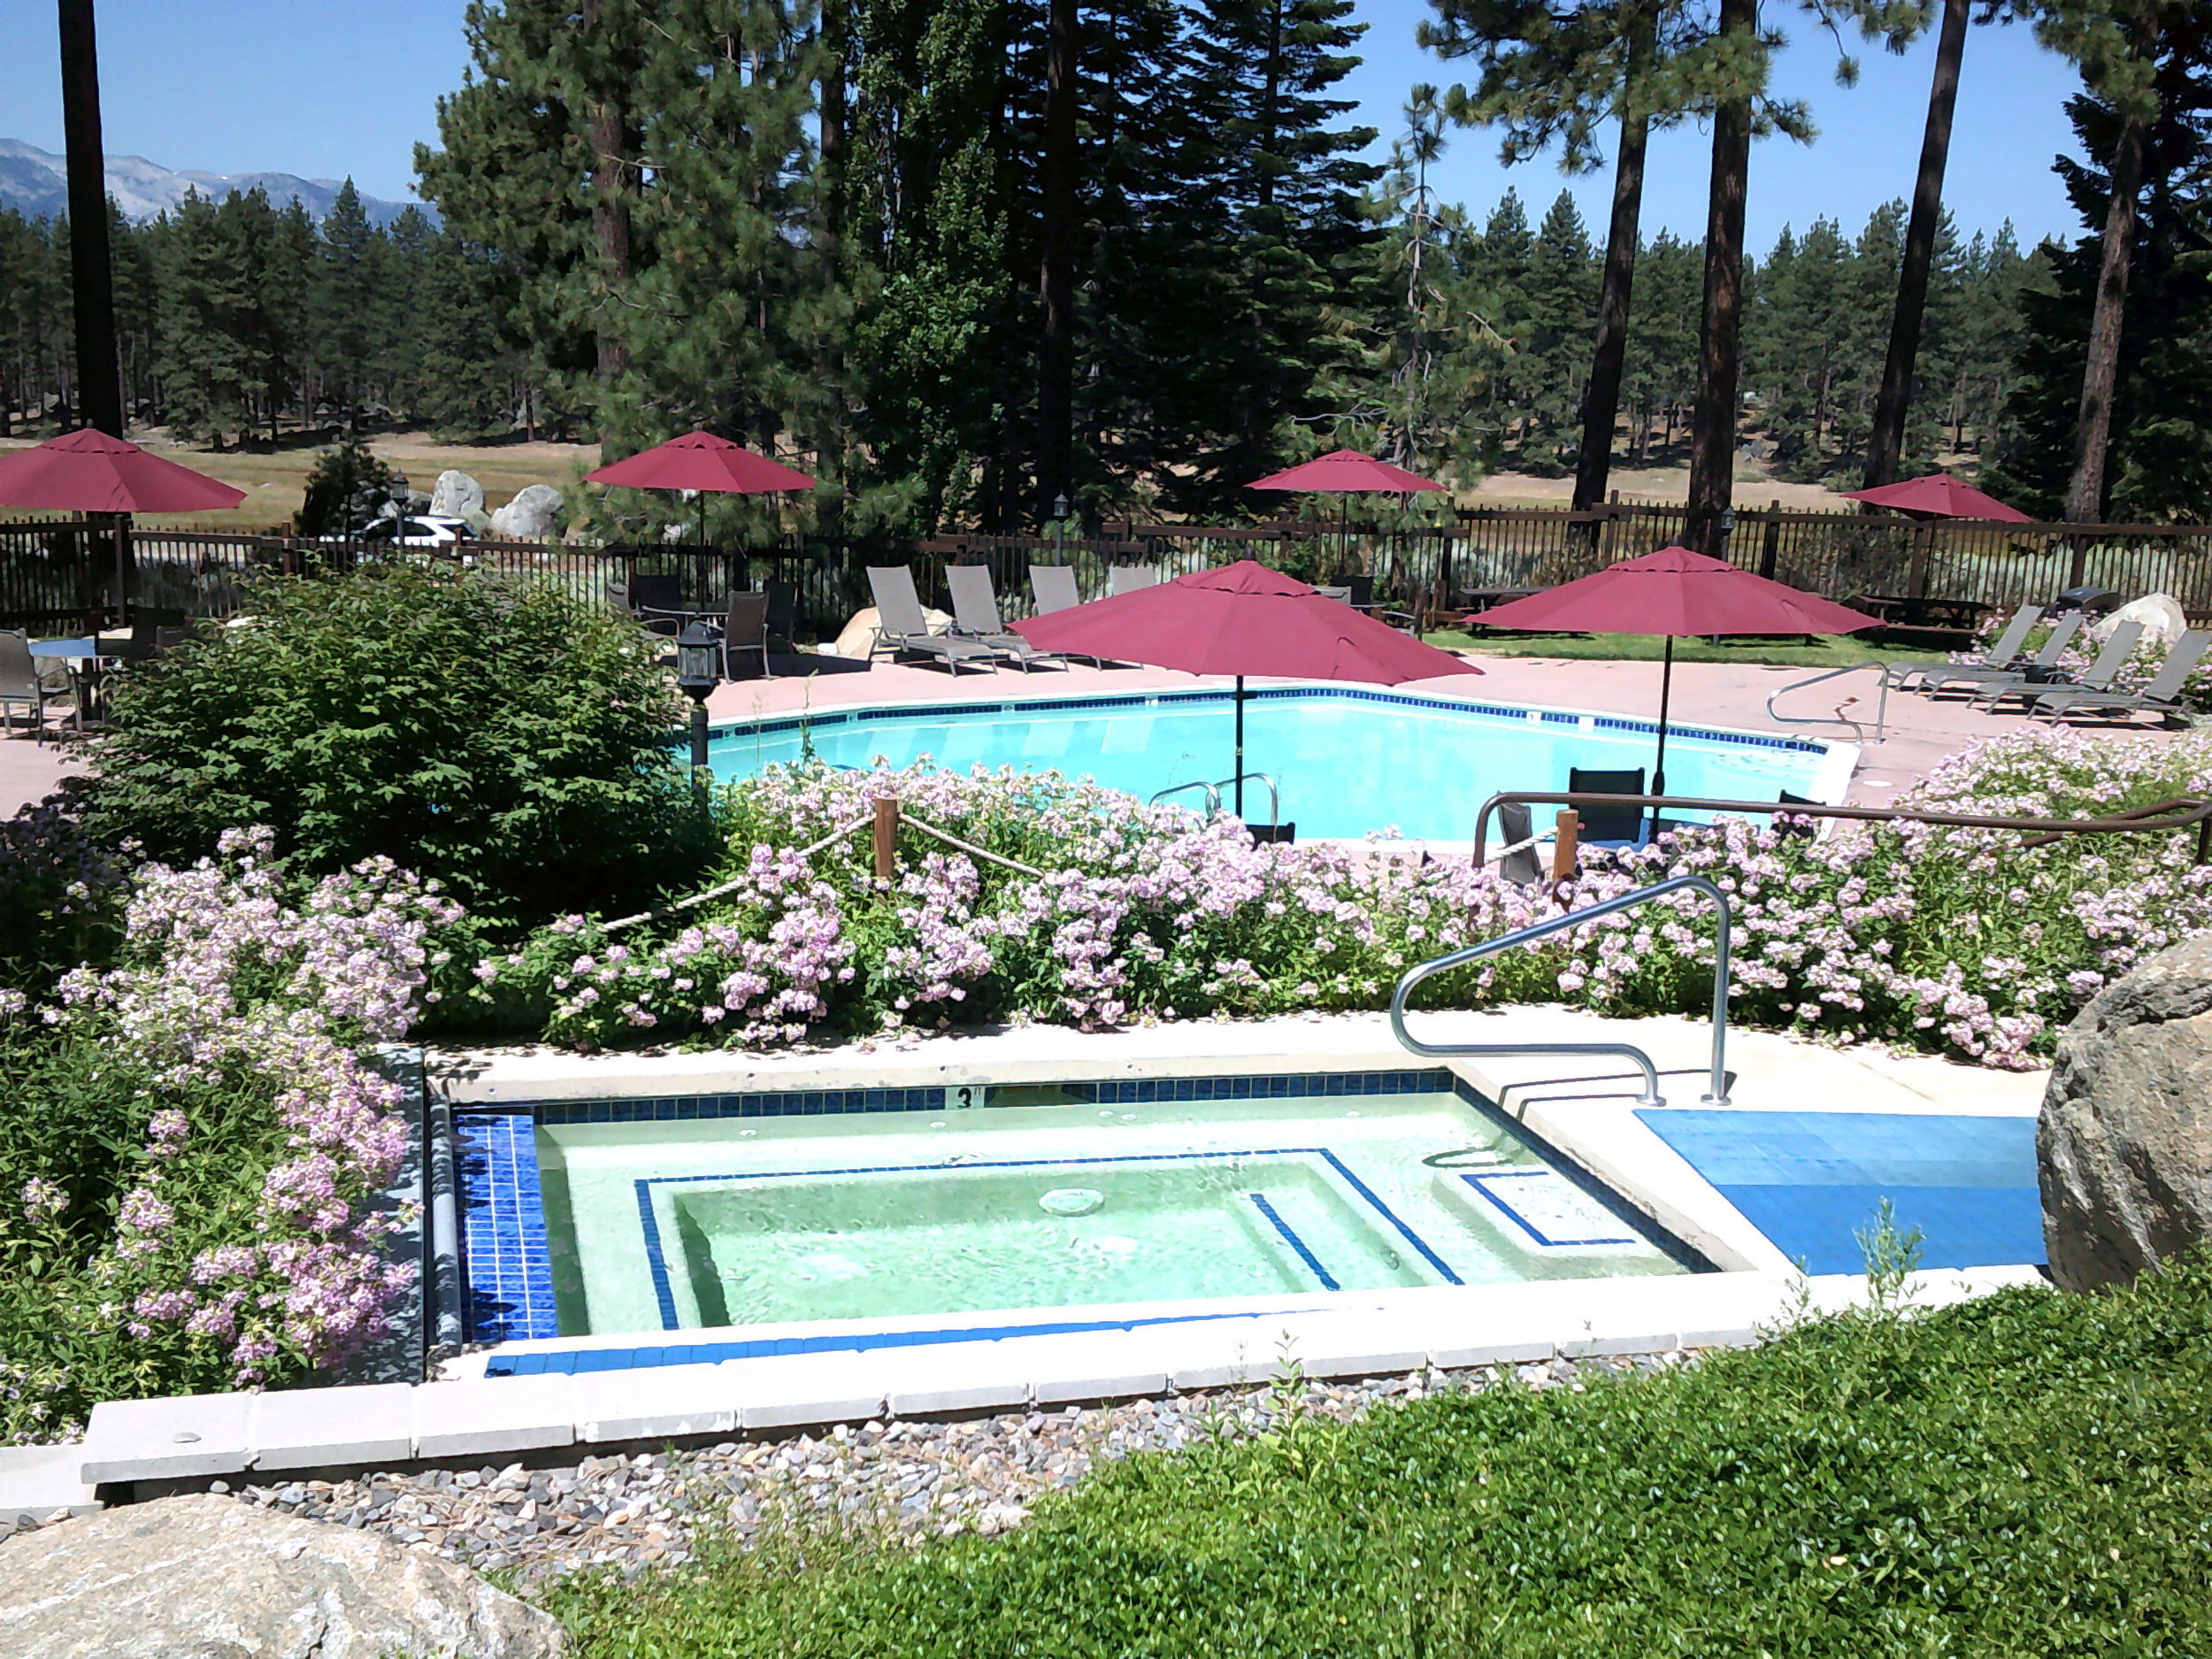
[2040,933,2212,1291]
[0,1493,562,1658]
[430,471,486,518]
[489,485,565,541]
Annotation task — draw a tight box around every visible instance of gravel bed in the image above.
[186,1350,1698,1586]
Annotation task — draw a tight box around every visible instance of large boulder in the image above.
[2039,933,2212,1291]
[489,485,565,541]
[2093,592,2189,649]
[0,1493,563,1658]
[430,470,486,518]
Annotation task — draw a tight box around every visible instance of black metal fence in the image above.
[6,504,2211,639]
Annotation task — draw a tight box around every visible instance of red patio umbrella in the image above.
[0,426,246,514]
[0,428,247,624]
[586,428,817,547]
[1011,558,1479,818]
[1842,472,2031,523]
[1470,547,1878,817]
[1248,448,1445,574]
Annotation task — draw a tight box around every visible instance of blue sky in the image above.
[4,0,2088,251]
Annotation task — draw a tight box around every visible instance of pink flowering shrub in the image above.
[475,731,2212,1071]
[0,829,457,1441]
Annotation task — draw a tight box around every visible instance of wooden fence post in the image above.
[873,795,900,880]
[1550,810,1581,884]
[1757,499,1783,580]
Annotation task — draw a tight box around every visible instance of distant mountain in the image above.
[0,139,430,228]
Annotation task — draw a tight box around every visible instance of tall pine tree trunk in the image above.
[1037,0,1079,520]
[2064,111,2147,528]
[1864,0,1969,489]
[581,0,632,438]
[58,0,122,438]
[1686,0,1755,558]
[818,0,849,525]
[1572,0,1653,515]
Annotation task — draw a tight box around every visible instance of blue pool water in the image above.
[1637,1110,2044,1275]
[705,687,1832,841]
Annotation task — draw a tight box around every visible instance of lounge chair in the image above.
[865,566,1001,675]
[1569,765,1648,846]
[1030,565,1085,616]
[722,591,772,680]
[1108,564,1158,595]
[1911,611,2085,698]
[1971,620,2140,710]
[2023,630,2210,726]
[945,565,1064,672]
[1892,604,2043,692]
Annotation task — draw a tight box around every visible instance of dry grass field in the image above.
[0,428,601,532]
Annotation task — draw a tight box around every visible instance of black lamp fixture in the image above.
[675,619,719,775]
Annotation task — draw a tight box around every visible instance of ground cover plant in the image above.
[465,726,2212,1069]
[81,564,710,927]
[0,828,452,1441]
[543,1255,2212,1656]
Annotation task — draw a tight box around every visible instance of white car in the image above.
[351,514,479,550]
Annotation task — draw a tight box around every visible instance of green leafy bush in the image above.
[82,565,709,926]
[296,434,403,537]
[548,1260,2212,1656]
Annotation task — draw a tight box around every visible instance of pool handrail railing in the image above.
[1470,790,2212,866]
[1389,873,1733,1109]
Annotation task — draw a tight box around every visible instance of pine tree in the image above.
[1988,16,2212,520]
[1519,188,1599,472]
[311,181,380,430]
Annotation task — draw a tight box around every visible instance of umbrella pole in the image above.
[1233,675,1246,819]
[1650,635,1675,841]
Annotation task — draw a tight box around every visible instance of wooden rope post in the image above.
[1550,810,1581,884]
[873,795,900,880]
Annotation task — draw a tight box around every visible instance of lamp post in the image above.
[676,621,719,796]
[1052,492,1070,563]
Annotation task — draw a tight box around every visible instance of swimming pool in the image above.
[705,687,1839,841]
[458,1071,1694,1345]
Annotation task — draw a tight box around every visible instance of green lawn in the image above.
[1425,629,1951,667]
[545,1256,2212,1657]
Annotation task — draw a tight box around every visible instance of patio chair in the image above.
[865,566,1001,675]
[1891,604,2043,692]
[1971,619,2140,710]
[1910,611,2085,698]
[2022,630,2210,726]
[1569,766,1648,846]
[1031,565,1085,615]
[1316,585,1353,603]
[764,580,799,652]
[0,631,69,741]
[1346,574,1418,632]
[1108,564,1159,595]
[944,565,1063,672]
[722,591,772,680]
[1494,800,1547,887]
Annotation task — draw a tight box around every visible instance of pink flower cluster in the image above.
[485,736,2212,1070]
[46,829,459,1383]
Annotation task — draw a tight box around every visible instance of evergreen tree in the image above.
[1621,227,1701,464]
[1988,17,2212,520]
[1519,188,1599,472]
[311,181,380,430]
[156,191,257,447]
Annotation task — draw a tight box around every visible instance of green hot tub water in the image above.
[537,1087,1687,1337]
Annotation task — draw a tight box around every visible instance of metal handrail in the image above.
[1470,790,2212,866]
[1764,660,1897,742]
[1213,772,1281,824]
[1150,779,1222,812]
[1389,874,1733,1108]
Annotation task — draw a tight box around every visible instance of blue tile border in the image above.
[483,1304,1303,1378]
[705,685,1825,757]
[456,1113,559,1343]
[1248,1192,1340,1291]
[1459,1171,1639,1248]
